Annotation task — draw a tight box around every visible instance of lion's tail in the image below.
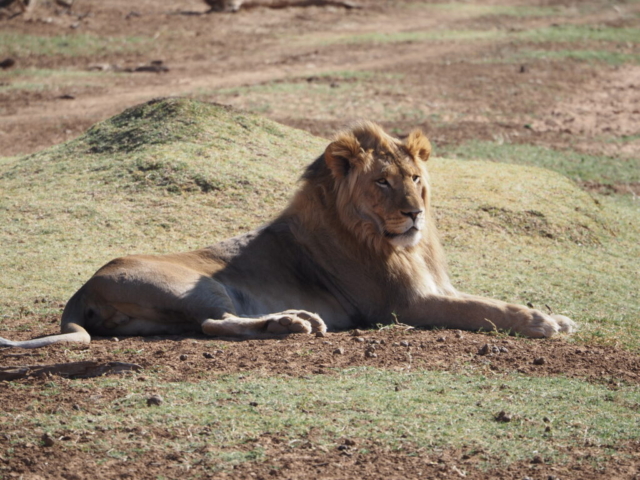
[0,289,91,349]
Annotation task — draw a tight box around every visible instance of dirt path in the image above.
[2,0,639,157]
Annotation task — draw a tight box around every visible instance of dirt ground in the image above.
[2,326,640,479]
[2,0,640,478]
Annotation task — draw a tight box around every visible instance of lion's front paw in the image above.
[517,309,577,338]
[265,310,327,335]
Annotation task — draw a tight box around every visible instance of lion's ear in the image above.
[324,132,369,179]
[405,129,432,162]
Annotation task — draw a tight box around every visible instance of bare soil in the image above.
[2,0,640,478]
[2,322,640,479]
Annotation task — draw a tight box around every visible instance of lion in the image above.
[0,123,576,349]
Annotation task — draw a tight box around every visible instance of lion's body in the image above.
[0,123,575,349]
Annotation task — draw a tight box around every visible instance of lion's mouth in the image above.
[384,226,419,238]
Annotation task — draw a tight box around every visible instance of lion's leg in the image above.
[200,310,326,338]
[401,294,576,338]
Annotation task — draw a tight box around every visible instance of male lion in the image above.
[0,123,575,349]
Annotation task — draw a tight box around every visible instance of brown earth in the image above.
[2,324,640,479]
[2,0,640,478]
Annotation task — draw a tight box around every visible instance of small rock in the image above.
[147,395,163,407]
[533,357,546,365]
[249,401,259,407]
[110,337,119,342]
[436,336,446,343]
[454,330,463,339]
[545,426,552,433]
[179,354,188,361]
[400,340,410,347]
[0,58,16,70]
[499,346,508,353]
[333,347,344,355]
[353,337,365,343]
[477,344,490,355]
[350,329,363,336]
[543,416,550,423]
[365,350,377,358]
[531,455,544,464]
[495,411,512,423]
[203,352,214,359]
[342,438,356,446]
[41,433,55,447]
[315,331,326,338]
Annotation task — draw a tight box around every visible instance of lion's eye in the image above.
[412,175,420,183]
[376,178,390,187]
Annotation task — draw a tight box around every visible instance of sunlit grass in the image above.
[0,32,150,58]
[2,370,638,471]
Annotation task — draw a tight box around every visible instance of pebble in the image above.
[365,350,377,358]
[400,340,410,347]
[478,344,500,355]
[315,331,326,338]
[495,411,512,423]
[499,346,508,353]
[354,337,365,343]
[203,352,214,359]
[533,357,546,365]
[436,336,446,343]
[146,395,164,407]
[531,455,544,464]
[41,433,55,447]
[179,354,188,361]
[333,347,345,355]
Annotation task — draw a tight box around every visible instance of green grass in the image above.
[0,32,150,58]
[322,24,640,49]
[0,68,115,92]
[326,29,505,46]
[439,141,640,185]
[415,3,563,17]
[513,49,640,66]
[1,370,638,471]
[522,25,640,44]
[0,98,638,351]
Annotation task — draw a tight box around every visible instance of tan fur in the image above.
[0,124,575,349]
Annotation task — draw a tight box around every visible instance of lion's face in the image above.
[353,153,428,248]
[324,123,432,250]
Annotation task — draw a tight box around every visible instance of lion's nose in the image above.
[401,209,422,221]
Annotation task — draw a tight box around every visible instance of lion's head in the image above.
[313,122,432,251]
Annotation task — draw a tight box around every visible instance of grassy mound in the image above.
[0,98,638,348]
